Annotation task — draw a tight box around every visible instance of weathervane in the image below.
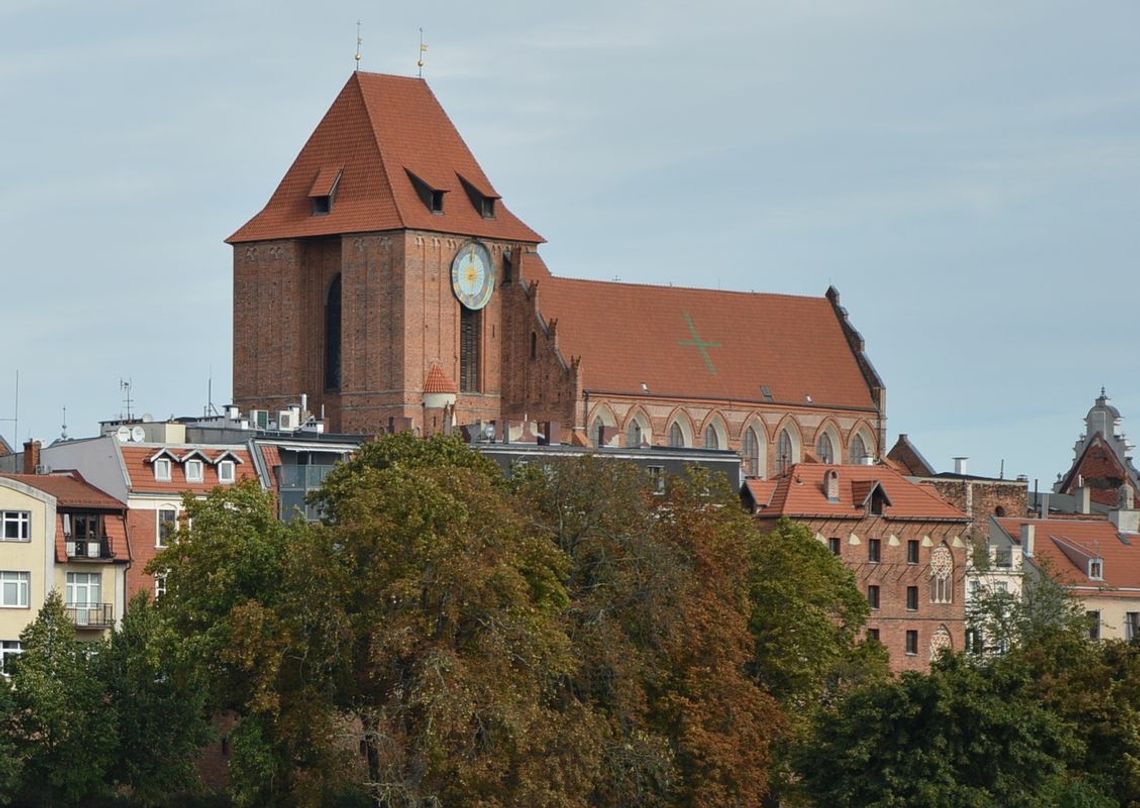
[418,28,427,77]
[355,21,362,71]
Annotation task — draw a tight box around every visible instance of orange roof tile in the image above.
[527,255,877,409]
[53,512,129,563]
[996,517,1140,593]
[119,445,257,495]
[0,472,124,509]
[228,73,542,245]
[424,364,458,394]
[756,464,967,521]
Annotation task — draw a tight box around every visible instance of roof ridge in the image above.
[351,73,406,230]
[543,273,831,302]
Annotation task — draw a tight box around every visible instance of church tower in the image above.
[227,72,542,435]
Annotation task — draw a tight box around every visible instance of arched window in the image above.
[930,625,952,661]
[628,420,642,447]
[669,422,685,448]
[742,427,761,477]
[817,433,835,464]
[705,428,720,450]
[849,433,868,464]
[592,418,606,448]
[324,274,342,390]
[777,430,794,475]
[930,545,953,604]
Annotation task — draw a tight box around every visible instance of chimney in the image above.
[1038,492,1050,519]
[824,469,840,503]
[22,440,41,475]
[1022,523,1035,558]
[1121,485,1135,511]
[1077,486,1091,515]
[953,456,968,475]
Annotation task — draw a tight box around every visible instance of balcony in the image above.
[65,603,114,629]
[65,540,113,560]
[277,464,336,491]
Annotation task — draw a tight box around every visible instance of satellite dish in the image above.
[131,426,146,443]
[141,413,154,423]
[116,426,131,443]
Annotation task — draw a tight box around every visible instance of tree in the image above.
[795,652,1096,807]
[9,590,116,806]
[106,591,212,804]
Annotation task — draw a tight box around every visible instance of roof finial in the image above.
[1102,386,1107,398]
[354,21,362,71]
[417,27,427,77]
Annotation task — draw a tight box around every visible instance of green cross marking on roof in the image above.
[678,312,720,375]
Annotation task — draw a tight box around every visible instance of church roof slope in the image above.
[531,269,878,410]
[229,72,542,245]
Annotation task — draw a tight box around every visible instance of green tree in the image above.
[796,652,1093,807]
[9,590,116,806]
[106,591,212,804]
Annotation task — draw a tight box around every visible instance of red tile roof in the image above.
[119,445,257,495]
[228,73,542,245]
[424,364,458,394]
[996,517,1140,594]
[53,513,129,564]
[526,254,877,409]
[0,472,124,509]
[754,464,967,521]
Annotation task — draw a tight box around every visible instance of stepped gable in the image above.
[228,72,542,245]
[529,269,878,410]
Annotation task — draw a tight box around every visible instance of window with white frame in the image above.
[930,545,953,604]
[218,460,236,483]
[647,466,666,495]
[0,641,21,675]
[185,459,204,483]
[1089,558,1104,580]
[0,572,29,608]
[154,458,172,482]
[157,507,178,548]
[154,573,167,600]
[1127,612,1140,641]
[1,511,30,542]
[67,572,101,607]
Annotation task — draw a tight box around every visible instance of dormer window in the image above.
[186,460,204,483]
[458,174,500,219]
[1089,558,1104,580]
[406,169,446,214]
[154,458,171,482]
[219,460,236,484]
[308,166,342,216]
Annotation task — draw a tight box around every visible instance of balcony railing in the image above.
[278,464,336,491]
[65,539,113,560]
[65,603,114,629]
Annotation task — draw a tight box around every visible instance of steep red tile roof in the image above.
[755,464,967,521]
[0,472,124,509]
[120,445,257,495]
[743,479,777,509]
[424,364,458,394]
[53,513,129,564]
[228,72,542,245]
[526,254,877,409]
[1056,434,1137,507]
[996,517,1140,594]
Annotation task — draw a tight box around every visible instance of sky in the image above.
[2,1,1139,488]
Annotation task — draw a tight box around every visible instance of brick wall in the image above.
[921,478,1028,537]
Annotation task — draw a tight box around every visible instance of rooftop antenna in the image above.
[206,368,220,417]
[60,406,68,441]
[120,378,134,421]
[0,370,17,444]
[354,21,362,71]
[417,28,427,77]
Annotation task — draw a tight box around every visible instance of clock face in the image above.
[451,241,495,310]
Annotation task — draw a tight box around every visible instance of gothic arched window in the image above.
[930,625,952,661]
[628,419,643,448]
[930,545,953,604]
[460,308,482,392]
[705,428,720,450]
[849,433,868,464]
[669,422,685,448]
[817,433,835,464]
[742,427,761,477]
[324,274,342,391]
[777,430,794,476]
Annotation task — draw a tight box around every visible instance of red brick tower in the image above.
[228,72,543,435]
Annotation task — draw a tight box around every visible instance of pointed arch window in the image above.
[849,433,868,464]
[777,430,794,475]
[817,433,835,464]
[930,546,953,604]
[705,428,720,450]
[742,427,761,477]
[324,274,342,391]
[628,419,643,448]
[669,422,685,448]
